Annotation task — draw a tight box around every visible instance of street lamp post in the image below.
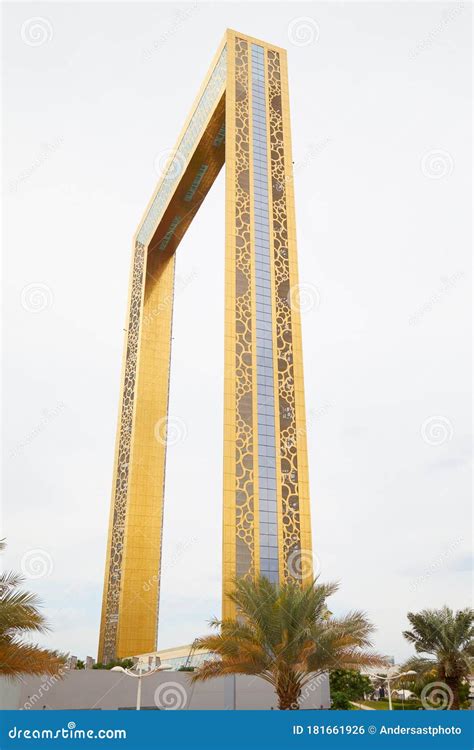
[371,668,417,710]
[111,663,172,710]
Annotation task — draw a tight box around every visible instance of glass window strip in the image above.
[251,44,279,584]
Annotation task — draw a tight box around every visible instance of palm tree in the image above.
[0,541,64,678]
[402,606,474,710]
[191,576,387,710]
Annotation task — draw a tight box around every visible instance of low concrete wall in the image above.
[0,671,330,711]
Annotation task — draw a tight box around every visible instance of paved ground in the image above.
[349,702,375,710]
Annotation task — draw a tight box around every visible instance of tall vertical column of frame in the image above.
[99,241,147,664]
[223,35,256,619]
[116,246,176,657]
[267,49,313,585]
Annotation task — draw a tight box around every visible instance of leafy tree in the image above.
[75,659,85,670]
[191,576,386,710]
[330,691,351,710]
[0,540,64,678]
[402,606,474,710]
[330,669,372,702]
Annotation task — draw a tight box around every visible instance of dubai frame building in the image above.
[99,30,313,663]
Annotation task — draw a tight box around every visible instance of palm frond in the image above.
[0,639,65,678]
[0,550,59,678]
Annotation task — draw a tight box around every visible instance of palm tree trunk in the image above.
[277,691,301,710]
[276,680,302,710]
[445,677,460,710]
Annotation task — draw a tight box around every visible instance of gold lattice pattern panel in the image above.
[267,50,302,580]
[234,38,255,579]
[102,241,145,661]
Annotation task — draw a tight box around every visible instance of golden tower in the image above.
[99,30,313,663]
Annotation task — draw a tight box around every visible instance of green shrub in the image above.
[330,692,351,710]
[93,658,135,670]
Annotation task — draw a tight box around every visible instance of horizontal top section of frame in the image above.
[134,29,288,253]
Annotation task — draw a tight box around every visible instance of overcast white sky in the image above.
[2,1,472,664]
